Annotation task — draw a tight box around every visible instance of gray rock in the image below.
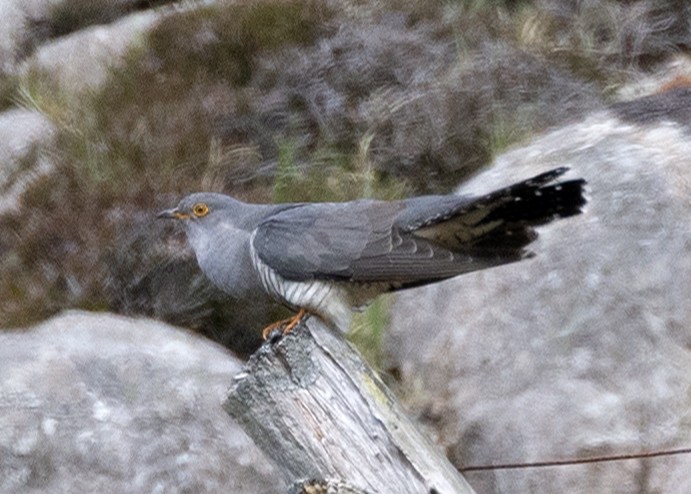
[0,311,283,493]
[0,0,44,74]
[386,102,691,493]
[611,86,691,127]
[0,0,150,75]
[18,10,159,92]
[0,108,56,213]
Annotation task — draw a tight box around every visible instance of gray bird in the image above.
[159,167,586,336]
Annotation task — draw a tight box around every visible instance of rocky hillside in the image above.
[1,0,689,350]
[0,2,690,492]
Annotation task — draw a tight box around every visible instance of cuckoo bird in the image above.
[159,167,586,337]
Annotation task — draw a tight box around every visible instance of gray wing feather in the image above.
[253,168,586,285]
[252,199,504,284]
[253,200,396,280]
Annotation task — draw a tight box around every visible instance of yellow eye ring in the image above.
[192,202,209,217]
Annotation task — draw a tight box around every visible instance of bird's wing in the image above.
[252,199,484,284]
[253,168,586,286]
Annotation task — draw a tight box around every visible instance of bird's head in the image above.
[158,190,275,237]
[157,192,245,232]
[159,192,226,219]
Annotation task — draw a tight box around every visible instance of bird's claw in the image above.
[261,308,308,340]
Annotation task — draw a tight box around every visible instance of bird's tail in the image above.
[460,167,587,255]
[478,167,587,226]
[414,167,587,256]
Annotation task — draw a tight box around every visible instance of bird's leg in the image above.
[283,308,307,334]
[261,308,309,340]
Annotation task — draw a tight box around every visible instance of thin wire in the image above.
[460,447,691,472]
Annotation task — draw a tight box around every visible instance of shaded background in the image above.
[0,1,690,492]
[2,0,689,353]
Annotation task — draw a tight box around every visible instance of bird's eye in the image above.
[192,202,209,217]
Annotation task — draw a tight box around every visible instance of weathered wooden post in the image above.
[224,317,475,494]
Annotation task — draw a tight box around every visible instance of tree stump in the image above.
[223,317,475,494]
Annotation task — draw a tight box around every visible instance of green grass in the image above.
[12,67,70,120]
[271,139,412,204]
[349,296,394,370]
[0,74,19,112]
[485,111,532,158]
[148,0,333,87]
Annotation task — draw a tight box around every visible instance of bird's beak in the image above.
[157,208,190,220]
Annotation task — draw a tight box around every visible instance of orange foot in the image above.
[261,308,308,340]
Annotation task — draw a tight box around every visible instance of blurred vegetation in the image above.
[47,1,173,37]
[349,296,394,371]
[0,75,19,111]
[0,0,688,357]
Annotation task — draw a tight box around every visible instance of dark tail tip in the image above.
[483,169,587,226]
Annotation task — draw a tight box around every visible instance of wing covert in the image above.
[252,199,485,283]
[252,200,401,281]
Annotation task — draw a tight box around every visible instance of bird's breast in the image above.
[249,234,389,332]
[249,240,352,330]
[190,224,266,299]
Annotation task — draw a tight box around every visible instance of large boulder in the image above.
[0,108,55,213]
[18,10,159,92]
[0,0,161,77]
[0,311,283,493]
[386,88,691,494]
